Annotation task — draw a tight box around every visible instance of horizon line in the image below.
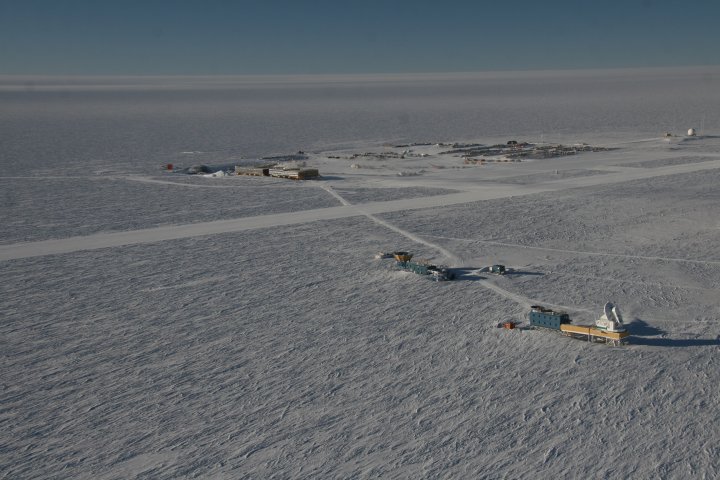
[2,64,720,79]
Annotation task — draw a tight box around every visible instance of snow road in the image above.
[424,235,720,267]
[2,158,720,262]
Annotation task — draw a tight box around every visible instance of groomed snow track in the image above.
[2,158,720,262]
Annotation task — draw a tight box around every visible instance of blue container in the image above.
[529,306,570,330]
[397,261,431,275]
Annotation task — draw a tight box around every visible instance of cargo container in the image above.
[235,166,270,176]
[396,260,454,281]
[268,167,320,180]
[528,305,571,330]
[527,304,630,345]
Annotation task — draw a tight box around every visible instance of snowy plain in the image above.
[1,68,720,478]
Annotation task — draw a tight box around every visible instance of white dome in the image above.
[688,128,696,136]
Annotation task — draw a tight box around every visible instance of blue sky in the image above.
[1,0,719,74]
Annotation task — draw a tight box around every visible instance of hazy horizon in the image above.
[1,64,719,88]
[2,66,718,171]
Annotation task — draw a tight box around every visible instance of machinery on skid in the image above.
[528,302,629,345]
[478,264,512,275]
[376,251,455,281]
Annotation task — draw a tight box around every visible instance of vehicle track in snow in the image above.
[2,158,720,262]
[423,234,720,267]
[116,175,299,189]
[478,278,592,315]
[318,183,462,265]
[320,185,582,314]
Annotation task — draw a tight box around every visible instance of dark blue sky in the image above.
[1,0,719,74]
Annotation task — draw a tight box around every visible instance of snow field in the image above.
[3,169,720,477]
[2,69,720,478]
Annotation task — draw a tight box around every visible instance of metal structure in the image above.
[528,304,630,345]
[235,166,270,176]
[268,167,320,180]
[595,302,626,333]
[234,164,320,180]
[479,264,509,275]
[392,251,413,262]
[380,251,455,281]
[529,306,571,329]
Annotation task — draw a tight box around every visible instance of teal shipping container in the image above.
[528,306,571,330]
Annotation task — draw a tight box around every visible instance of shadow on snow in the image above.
[449,267,544,281]
[627,319,720,348]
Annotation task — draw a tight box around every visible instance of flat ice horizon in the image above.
[1,67,719,478]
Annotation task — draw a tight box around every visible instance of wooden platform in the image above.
[560,324,630,341]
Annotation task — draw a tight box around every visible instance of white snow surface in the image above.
[2,69,720,478]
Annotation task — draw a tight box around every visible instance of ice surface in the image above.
[1,69,720,478]
[0,176,340,244]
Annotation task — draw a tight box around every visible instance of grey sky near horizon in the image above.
[1,0,719,75]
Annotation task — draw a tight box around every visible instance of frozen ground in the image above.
[2,69,720,478]
[0,176,339,244]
